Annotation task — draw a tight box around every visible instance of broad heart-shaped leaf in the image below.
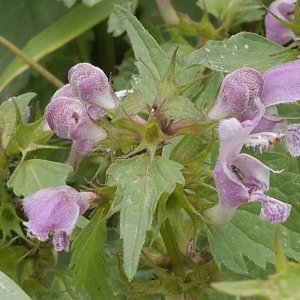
[206,171,300,274]
[0,0,121,92]
[186,32,298,74]
[70,209,113,300]
[0,270,31,300]
[107,154,185,280]
[114,5,170,103]
[7,159,73,197]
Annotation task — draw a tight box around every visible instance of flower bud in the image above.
[51,84,75,102]
[45,96,107,143]
[207,68,264,120]
[68,63,119,111]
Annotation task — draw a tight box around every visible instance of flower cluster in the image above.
[203,60,300,224]
[23,186,96,251]
[23,63,127,251]
[265,0,298,45]
[45,63,120,169]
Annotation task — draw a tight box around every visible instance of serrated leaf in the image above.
[212,235,300,300]
[107,0,138,37]
[0,93,36,150]
[5,114,53,158]
[0,270,31,300]
[70,209,113,300]
[114,5,169,103]
[186,32,298,74]
[7,159,73,197]
[206,209,276,274]
[163,95,203,122]
[107,154,185,279]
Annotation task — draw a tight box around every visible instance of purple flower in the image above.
[265,0,297,45]
[68,63,119,113]
[207,61,300,156]
[45,96,107,168]
[203,117,291,224]
[22,186,95,251]
[45,96,106,142]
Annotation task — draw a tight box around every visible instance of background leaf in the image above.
[107,154,185,280]
[0,270,31,300]
[114,5,170,103]
[7,159,73,197]
[71,209,113,300]
[0,0,121,92]
[186,32,299,73]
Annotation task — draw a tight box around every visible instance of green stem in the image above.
[0,35,64,88]
[160,218,186,277]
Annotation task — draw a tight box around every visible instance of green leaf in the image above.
[107,0,138,37]
[35,270,92,299]
[212,280,266,298]
[5,115,53,158]
[212,234,300,300]
[0,93,36,150]
[186,32,298,74]
[0,270,31,300]
[0,0,121,91]
[70,209,113,300]
[194,70,224,111]
[114,5,169,103]
[0,245,27,283]
[7,159,73,197]
[162,95,204,123]
[107,154,185,279]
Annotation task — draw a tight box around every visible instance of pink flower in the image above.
[45,96,106,142]
[203,117,291,224]
[68,63,119,113]
[22,186,95,251]
[265,0,297,45]
[207,61,300,156]
[45,96,107,168]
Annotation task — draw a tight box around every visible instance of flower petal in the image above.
[207,68,263,119]
[261,60,300,107]
[250,192,291,223]
[45,97,107,142]
[53,231,70,252]
[22,186,91,248]
[68,63,118,110]
[214,159,249,208]
[285,124,300,156]
[231,153,270,192]
[265,0,296,45]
